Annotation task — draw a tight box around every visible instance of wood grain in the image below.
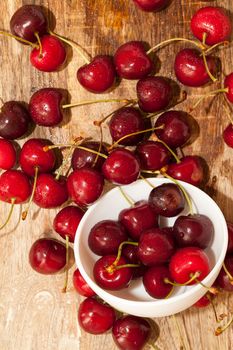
[0,1,233,349]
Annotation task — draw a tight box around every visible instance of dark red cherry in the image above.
[29,238,66,274]
[0,170,31,204]
[0,139,16,170]
[223,123,233,147]
[166,156,205,187]
[33,174,68,208]
[102,148,140,185]
[216,255,233,292]
[173,214,214,248]
[78,297,116,334]
[73,268,96,297]
[30,35,67,72]
[88,220,128,256]
[143,265,173,299]
[174,49,217,87]
[149,183,185,217]
[93,255,133,290]
[169,247,210,285]
[71,141,107,171]
[135,140,171,171]
[0,101,31,139]
[114,41,154,80]
[190,6,232,46]
[67,168,104,206]
[77,55,116,93]
[133,0,171,12]
[227,222,233,254]
[122,244,146,279]
[10,5,47,43]
[137,76,172,113]
[29,88,66,126]
[112,315,151,350]
[109,107,146,146]
[119,200,159,240]
[53,206,84,243]
[224,73,233,104]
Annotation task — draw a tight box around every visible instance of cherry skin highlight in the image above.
[143,265,173,299]
[0,170,31,204]
[135,140,171,171]
[73,268,96,297]
[0,139,16,170]
[133,0,171,12]
[71,141,107,170]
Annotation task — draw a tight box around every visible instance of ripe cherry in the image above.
[223,123,233,148]
[133,0,171,12]
[78,297,116,334]
[216,255,233,292]
[114,41,154,80]
[71,141,107,171]
[53,206,84,243]
[143,265,173,299]
[122,244,146,279]
[194,293,212,308]
[73,268,95,297]
[0,139,16,170]
[77,55,116,93]
[227,222,233,254]
[0,169,31,204]
[135,140,171,171]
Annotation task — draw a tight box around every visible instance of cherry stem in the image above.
[93,126,103,168]
[148,342,161,350]
[207,294,220,323]
[0,198,15,230]
[223,105,233,125]
[118,186,134,206]
[62,235,70,293]
[205,41,229,55]
[94,101,136,127]
[194,278,219,295]
[108,241,138,271]
[191,88,228,111]
[114,263,140,271]
[48,30,91,64]
[44,144,108,159]
[222,262,233,284]
[0,30,39,48]
[215,315,233,336]
[147,37,206,55]
[164,272,200,286]
[157,139,180,164]
[34,32,43,58]
[201,51,218,83]
[165,285,174,299]
[139,174,155,188]
[62,98,136,109]
[22,166,39,220]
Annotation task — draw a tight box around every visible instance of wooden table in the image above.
[0,1,233,349]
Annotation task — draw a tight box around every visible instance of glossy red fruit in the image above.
[71,141,107,171]
[30,35,67,72]
[53,206,84,243]
[102,148,140,185]
[73,268,95,297]
[67,168,104,206]
[77,55,116,93]
[0,101,31,139]
[143,265,173,299]
[114,41,154,80]
[190,7,232,45]
[137,76,172,112]
[93,255,133,290]
[29,88,65,126]
[112,315,151,350]
[216,255,233,292]
[227,222,233,254]
[33,174,68,208]
[29,238,66,274]
[133,0,171,12]
[135,140,171,171]
[174,49,217,87]
[0,170,31,203]
[0,139,16,170]
[169,247,210,285]
[88,220,128,256]
[10,5,47,43]
[122,244,146,279]
[223,123,233,148]
[194,293,212,308]
[78,297,116,334]
[224,73,233,104]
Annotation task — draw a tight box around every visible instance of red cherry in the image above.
[0,170,31,204]
[71,141,107,171]
[114,41,154,80]
[216,255,233,292]
[29,238,66,274]
[30,35,67,72]
[133,0,171,12]
[143,265,173,299]
[194,293,212,308]
[73,268,95,297]
[77,55,116,93]
[53,206,84,243]
[227,222,233,254]
[135,140,171,171]
[33,174,68,208]
[78,297,116,334]
[67,168,104,206]
[224,73,233,104]
[223,123,233,147]
[0,139,16,170]
[190,7,232,46]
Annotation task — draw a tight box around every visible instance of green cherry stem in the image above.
[118,187,134,206]
[62,235,70,293]
[0,198,16,230]
[106,241,139,273]
[164,272,200,286]
[0,30,39,48]
[215,316,233,336]
[147,37,206,55]
[22,166,39,220]
[191,88,228,111]
[62,98,136,110]
[44,144,108,159]
[34,32,43,57]
[157,140,181,164]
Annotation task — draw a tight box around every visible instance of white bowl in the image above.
[74,178,228,318]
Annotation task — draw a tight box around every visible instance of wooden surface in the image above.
[0,0,233,349]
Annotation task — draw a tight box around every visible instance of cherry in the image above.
[67,168,104,206]
[88,220,128,256]
[223,123,233,148]
[169,247,210,285]
[71,141,107,171]
[143,265,173,299]
[119,200,159,240]
[0,139,16,170]
[93,255,133,290]
[174,48,217,87]
[135,140,171,171]
[0,169,31,204]
[194,293,212,308]
[30,35,67,72]
[190,7,232,46]
[10,5,47,43]
[73,268,95,297]
[77,55,116,93]
[33,174,68,208]
[53,206,84,243]
[122,244,146,279]
[137,76,173,112]
[102,148,140,185]
[0,101,31,139]
[109,107,146,146]
[78,297,116,334]
[216,255,233,292]
[112,315,151,350]
[224,73,233,104]
[227,222,233,254]
[149,183,185,217]
[133,0,171,12]
[29,238,66,274]
[114,41,154,80]
[173,214,214,248]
